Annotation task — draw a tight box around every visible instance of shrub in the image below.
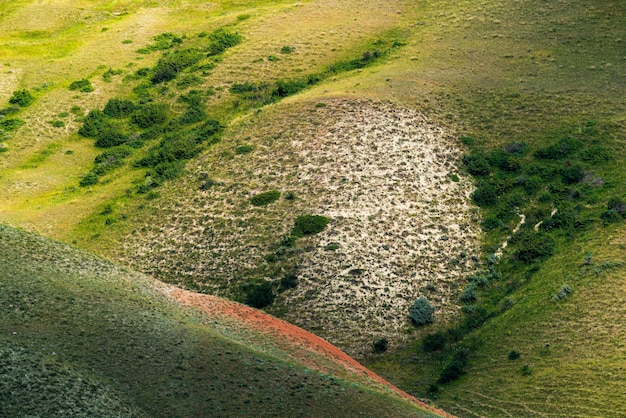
[508,350,521,360]
[235,144,254,155]
[193,119,222,143]
[462,154,490,176]
[372,338,389,353]
[250,190,281,206]
[422,331,447,352]
[459,284,477,303]
[481,217,502,231]
[179,103,207,125]
[279,274,298,291]
[9,90,35,107]
[95,129,128,148]
[103,98,136,118]
[151,49,204,83]
[93,146,131,175]
[471,184,498,207]
[534,136,582,159]
[79,172,99,187]
[562,163,585,184]
[521,364,532,376]
[0,119,25,131]
[511,231,556,263]
[438,350,469,384]
[206,28,243,56]
[280,45,294,54]
[132,104,168,128]
[69,79,94,92]
[552,284,573,301]
[78,110,109,138]
[244,281,275,308]
[292,215,330,237]
[409,297,435,326]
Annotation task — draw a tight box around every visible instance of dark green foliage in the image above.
[69,79,94,92]
[48,120,64,128]
[250,190,281,206]
[103,98,136,118]
[459,284,477,303]
[79,172,99,187]
[481,217,502,231]
[279,274,298,291]
[244,281,275,309]
[176,74,204,88]
[471,184,498,207]
[179,103,207,125]
[193,119,222,143]
[503,142,528,155]
[438,350,469,384]
[139,32,182,53]
[206,28,243,56]
[92,146,132,175]
[409,297,435,326]
[579,145,612,164]
[229,82,263,94]
[151,161,185,182]
[534,136,582,160]
[280,45,294,54]
[422,331,447,353]
[462,154,490,176]
[521,364,532,376]
[372,338,389,353]
[292,215,330,237]
[508,350,521,360]
[235,145,254,154]
[132,104,168,128]
[78,110,109,138]
[328,50,383,73]
[510,230,556,263]
[0,119,25,131]
[561,163,585,184]
[273,78,311,98]
[9,90,35,107]
[151,49,204,83]
[94,128,128,148]
[521,176,543,195]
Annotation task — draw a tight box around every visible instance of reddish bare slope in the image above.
[168,287,454,418]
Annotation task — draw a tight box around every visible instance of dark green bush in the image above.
[279,274,298,291]
[508,350,521,360]
[206,28,243,56]
[292,215,330,237]
[471,184,498,207]
[0,119,25,131]
[437,350,469,384]
[69,79,94,92]
[9,90,35,107]
[103,98,136,118]
[250,190,281,206]
[92,146,132,175]
[422,331,447,352]
[179,103,207,125]
[151,161,185,182]
[511,230,556,263]
[561,163,585,184]
[522,176,543,195]
[132,104,168,128]
[409,297,435,326]
[601,197,626,223]
[151,49,203,83]
[459,284,477,303]
[94,128,128,148]
[579,145,611,164]
[534,136,582,160]
[235,145,254,154]
[79,172,99,187]
[193,119,222,143]
[280,45,294,54]
[148,32,183,51]
[244,281,275,309]
[372,338,389,353]
[328,50,382,73]
[481,217,502,231]
[78,110,109,138]
[463,154,490,176]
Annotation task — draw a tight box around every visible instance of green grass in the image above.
[0,224,441,417]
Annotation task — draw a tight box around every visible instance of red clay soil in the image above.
[168,287,455,418]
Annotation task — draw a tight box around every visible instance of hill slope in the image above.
[0,224,446,417]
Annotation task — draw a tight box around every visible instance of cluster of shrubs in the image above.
[242,273,299,309]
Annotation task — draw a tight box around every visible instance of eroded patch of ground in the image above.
[118,98,480,356]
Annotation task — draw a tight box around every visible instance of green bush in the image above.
[69,79,94,92]
[471,184,498,207]
[422,331,447,352]
[292,215,330,237]
[372,338,388,353]
[132,104,168,128]
[206,28,242,56]
[437,350,469,384]
[280,45,294,54]
[561,163,585,184]
[250,190,281,206]
[459,284,477,303]
[179,103,207,125]
[508,350,521,360]
[8,90,35,107]
[462,154,490,176]
[0,119,25,131]
[534,136,582,160]
[151,49,204,83]
[94,129,128,148]
[511,231,556,263]
[78,110,109,138]
[193,119,222,143]
[79,172,99,187]
[244,281,275,309]
[409,297,435,326]
[279,274,298,291]
[93,146,132,175]
[103,98,136,118]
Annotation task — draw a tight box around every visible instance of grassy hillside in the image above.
[0,224,444,417]
[1,0,625,416]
